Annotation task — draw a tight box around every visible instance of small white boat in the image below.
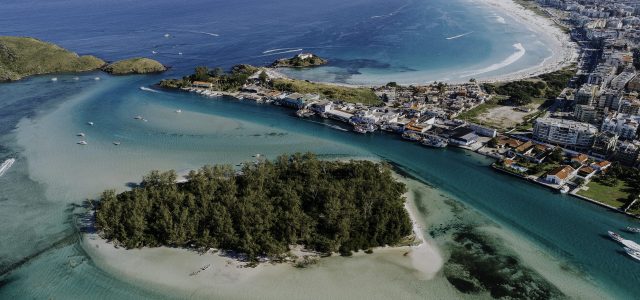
[73,77,80,81]
[77,132,85,137]
[0,158,16,177]
[77,141,88,145]
[152,50,158,54]
[164,33,170,38]
[94,77,101,81]
[134,115,144,120]
[624,247,640,262]
[51,77,58,82]
[627,227,640,233]
[87,122,94,126]
[113,141,121,146]
[609,231,624,243]
[178,52,183,55]
[175,109,182,113]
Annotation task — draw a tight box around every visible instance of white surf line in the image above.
[0,158,16,177]
[257,49,303,57]
[446,31,473,40]
[459,43,526,78]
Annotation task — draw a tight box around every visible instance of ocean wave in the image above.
[446,31,473,40]
[459,43,526,78]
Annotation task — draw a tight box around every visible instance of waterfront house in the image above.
[467,122,497,138]
[545,165,576,185]
[577,166,597,179]
[590,160,611,172]
[192,81,213,88]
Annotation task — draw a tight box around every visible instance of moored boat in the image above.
[623,247,640,262]
[77,140,88,145]
[421,135,448,148]
[609,231,624,243]
[626,227,640,233]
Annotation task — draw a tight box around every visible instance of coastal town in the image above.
[167,0,640,220]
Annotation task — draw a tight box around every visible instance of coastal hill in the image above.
[101,57,166,75]
[95,153,413,260]
[0,36,105,81]
[272,53,327,68]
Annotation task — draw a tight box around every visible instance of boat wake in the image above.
[0,158,16,177]
[459,43,526,78]
[140,86,161,93]
[446,31,473,40]
[371,3,409,19]
[307,120,349,132]
[259,49,303,57]
[262,47,304,54]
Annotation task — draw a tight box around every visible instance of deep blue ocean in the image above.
[0,0,638,299]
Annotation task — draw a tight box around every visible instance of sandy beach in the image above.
[82,175,444,298]
[471,0,579,83]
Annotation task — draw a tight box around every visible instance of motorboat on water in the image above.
[51,77,58,82]
[113,141,121,146]
[620,238,640,252]
[176,109,182,113]
[609,231,624,243]
[421,135,448,148]
[77,141,88,145]
[94,77,100,81]
[624,247,640,262]
[87,122,94,126]
[77,132,85,137]
[134,115,144,120]
[0,158,16,177]
[627,227,640,233]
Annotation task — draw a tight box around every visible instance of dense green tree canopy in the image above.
[95,153,412,260]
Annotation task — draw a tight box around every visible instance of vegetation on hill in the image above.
[95,153,413,260]
[101,57,165,75]
[483,68,575,105]
[0,36,105,81]
[270,78,382,105]
[272,54,327,68]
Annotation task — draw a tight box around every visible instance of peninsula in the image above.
[271,53,327,68]
[95,153,413,261]
[0,36,105,81]
[0,36,165,81]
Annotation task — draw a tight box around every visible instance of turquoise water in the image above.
[0,74,638,299]
[0,0,637,298]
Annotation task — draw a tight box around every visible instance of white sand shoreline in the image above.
[275,0,578,87]
[81,174,443,297]
[471,0,579,83]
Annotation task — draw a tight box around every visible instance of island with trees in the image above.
[101,57,166,75]
[95,153,414,261]
[271,53,327,68]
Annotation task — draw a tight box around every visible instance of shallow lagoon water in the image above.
[0,74,638,299]
[0,0,637,298]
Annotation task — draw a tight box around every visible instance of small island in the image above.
[101,57,166,75]
[272,53,327,68]
[95,153,413,261]
[0,36,105,81]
